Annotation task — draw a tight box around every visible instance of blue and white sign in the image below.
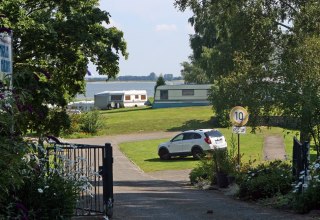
[0,32,12,76]
[232,126,246,134]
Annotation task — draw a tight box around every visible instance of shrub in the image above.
[292,159,320,213]
[9,172,79,219]
[0,138,27,208]
[79,110,101,133]
[64,110,101,135]
[189,154,216,185]
[65,113,82,134]
[0,142,92,219]
[237,160,293,200]
[292,185,320,213]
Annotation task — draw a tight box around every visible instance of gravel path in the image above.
[67,132,315,220]
[264,135,288,160]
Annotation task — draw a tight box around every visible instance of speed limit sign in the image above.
[230,106,249,126]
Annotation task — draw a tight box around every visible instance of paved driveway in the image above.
[67,132,314,220]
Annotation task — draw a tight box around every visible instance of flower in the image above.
[37,188,43,193]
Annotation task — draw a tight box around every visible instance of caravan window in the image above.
[141,95,146,100]
[182,89,194,96]
[135,95,139,99]
[160,90,168,100]
[111,95,122,101]
[125,95,131,101]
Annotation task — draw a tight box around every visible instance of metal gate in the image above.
[46,142,113,217]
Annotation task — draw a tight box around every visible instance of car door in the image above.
[181,132,195,152]
[168,133,184,153]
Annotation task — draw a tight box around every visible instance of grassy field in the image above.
[64,105,309,172]
[97,106,214,136]
[119,127,298,172]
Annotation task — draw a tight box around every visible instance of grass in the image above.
[65,106,214,138]
[100,106,214,135]
[119,127,298,172]
[64,104,310,172]
[119,139,199,172]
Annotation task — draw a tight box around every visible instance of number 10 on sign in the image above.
[230,106,249,167]
[230,106,249,126]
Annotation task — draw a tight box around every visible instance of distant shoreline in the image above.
[85,79,184,84]
[85,79,157,83]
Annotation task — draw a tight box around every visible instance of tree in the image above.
[0,1,127,216]
[276,1,320,143]
[149,72,157,81]
[0,0,127,137]
[154,74,166,96]
[174,0,320,142]
[180,58,209,84]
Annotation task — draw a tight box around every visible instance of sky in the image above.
[88,0,194,77]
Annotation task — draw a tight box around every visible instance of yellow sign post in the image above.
[230,106,249,167]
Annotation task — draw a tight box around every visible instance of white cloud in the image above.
[155,24,177,32]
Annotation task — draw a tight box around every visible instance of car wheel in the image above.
[159,148,171,160]
[192,147,204,159]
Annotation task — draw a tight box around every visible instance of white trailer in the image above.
[94,90,147,110]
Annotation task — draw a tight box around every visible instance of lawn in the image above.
[119,127,298,172]
[64,105,307,172]
[65,106,215,138]
[98,106,214,136]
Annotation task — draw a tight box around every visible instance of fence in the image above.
[46,142,113,217]
[292,137,310,190]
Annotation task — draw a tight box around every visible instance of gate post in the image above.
[103,143,113,218]
[292,137,303,180]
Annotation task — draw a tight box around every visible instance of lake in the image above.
[77,80,184,100]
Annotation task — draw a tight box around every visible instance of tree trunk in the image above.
[300,108,311,143]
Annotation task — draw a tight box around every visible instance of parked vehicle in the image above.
[94,90,147,110]
[153,84,212,108]
[158,129,227,160]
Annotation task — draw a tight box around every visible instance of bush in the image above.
[64,110,101,135]
[0,138,26,208]
[65,113,82,134]
[0,141,91,219]
[291,159,320,213]
[79,110,101,133]
[189,155,216,185]
[7,172,79,219]
[237,160,293,200]
[292,185,320,213]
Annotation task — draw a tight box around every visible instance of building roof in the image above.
[156,84,212,90]
[95,90,147,96]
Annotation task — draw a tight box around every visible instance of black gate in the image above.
[46,142,113,217]
[292,137,310,181]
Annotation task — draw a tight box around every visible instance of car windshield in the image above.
[205,130,223,138]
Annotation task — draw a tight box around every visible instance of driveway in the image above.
[67,132,315,220]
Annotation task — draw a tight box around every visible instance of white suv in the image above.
[158,129,227,160]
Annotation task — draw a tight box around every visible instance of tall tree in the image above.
[180,58,209,84]
[154,74,166,95]
[0,0,127,136]
[276,1,320,142]
[175,0,320,142]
